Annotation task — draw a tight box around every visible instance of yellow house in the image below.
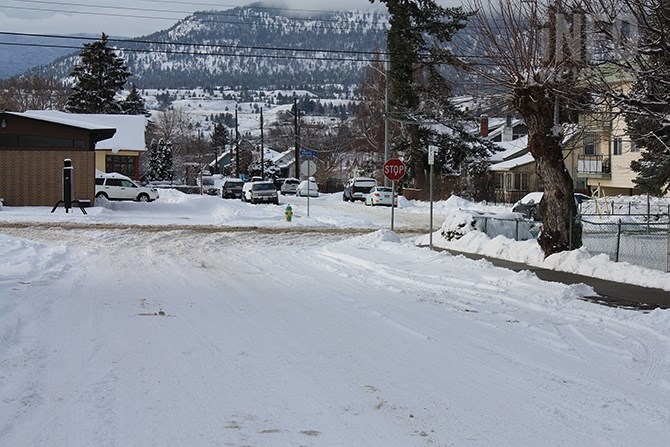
[574,73,642,196]
[22,110,147,180]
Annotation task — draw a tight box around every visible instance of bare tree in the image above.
[355,59,391,159]
[462,0,594,256]
[147,106,195,183]
[577,0,670,195]
[0,75,68,111]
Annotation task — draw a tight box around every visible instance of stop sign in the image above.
[383,158,406,181]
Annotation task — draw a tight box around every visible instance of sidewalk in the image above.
[429,247,670,311]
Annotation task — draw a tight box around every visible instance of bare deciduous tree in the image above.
[146,106,195,183]
[0,75,68,111]
[578,0,670,195]
[462,0,592,256]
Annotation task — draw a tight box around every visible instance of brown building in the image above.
[21,110,148,181]
[0,111,115,206]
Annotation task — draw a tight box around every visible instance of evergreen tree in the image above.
[629,114,670,196]
[624,1,670,195]
[149,139,173,181]
[210,123,229,174]
[369,0,484,190]
[148,139,161,181]
[66,33,131,114]
[122,84,150,116]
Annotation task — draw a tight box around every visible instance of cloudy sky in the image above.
[0,0,464,37]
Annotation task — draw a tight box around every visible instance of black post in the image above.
[616,219,622,262]
[63,158,73,213]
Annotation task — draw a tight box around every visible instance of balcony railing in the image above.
[577,154,611,179]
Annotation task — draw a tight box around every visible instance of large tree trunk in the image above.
[517,85,582,257]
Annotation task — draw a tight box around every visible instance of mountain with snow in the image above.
[27,7,389,93]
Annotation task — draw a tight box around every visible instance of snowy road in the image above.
[1,224,669,446]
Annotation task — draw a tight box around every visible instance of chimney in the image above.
[504,115,514,141]
[480,114,489,137]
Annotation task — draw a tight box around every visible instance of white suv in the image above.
[242,181,279,204]
[95,173,159,202]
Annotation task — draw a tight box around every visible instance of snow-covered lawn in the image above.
[1,191,669,446]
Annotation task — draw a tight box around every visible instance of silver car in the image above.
[280,178,300,195]
[242,181,279,204]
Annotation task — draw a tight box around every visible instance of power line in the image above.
[0,31,391,62]
[0,31,497,71]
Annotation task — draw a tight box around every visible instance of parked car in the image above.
[512,192,590,220]
[280,178,300,195]
[343,177,377,202]
[95,173,159,202]
[221,178,244,199]
[364,186,398,207]
[296,177,319,197]
[198,175,222,196]
[273,177,287,190]
[242,180,279,204]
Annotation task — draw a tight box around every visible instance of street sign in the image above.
[383,158,406,182]
[300,160,317,177]
[428,146,438,165]
[300,149,318,157]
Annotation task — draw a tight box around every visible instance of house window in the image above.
[0,133,84,148]
[584,133,596,155]
[505,172,529,191]
[106,155,137,179]
[493,172,505,190]
[630,140,639,152]
[613,137,623,155]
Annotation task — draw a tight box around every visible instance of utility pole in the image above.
[228,128,234,177]
[260,107,264,179]
[384,59,390,186]
[294,96,300,179]
[235,106,240,177]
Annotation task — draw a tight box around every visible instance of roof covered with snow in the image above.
[22,110,147,152]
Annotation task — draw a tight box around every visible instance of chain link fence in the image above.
[473,214,670,272]
[579,216,670,272]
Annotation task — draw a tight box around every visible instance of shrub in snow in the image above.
[440,210,481,241]
[440,208,539,242]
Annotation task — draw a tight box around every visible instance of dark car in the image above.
[221,178,244,199]
[343,177,377,202]
[273,177,287,190]
[512,192,590,220]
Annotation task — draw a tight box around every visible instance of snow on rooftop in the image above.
[22,110,147,152]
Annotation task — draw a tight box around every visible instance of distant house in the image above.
[22,110,148,180]
[570,74,642,197]
[480,115,529,142]
[0,110,115,206]
[488,136,536,203]
[484,115,593,202]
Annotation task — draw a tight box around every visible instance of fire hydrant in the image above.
[284,204,293,222]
